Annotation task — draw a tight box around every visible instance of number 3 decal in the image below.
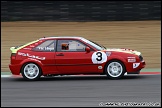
[92,51,107,64]
[96,52,102,61]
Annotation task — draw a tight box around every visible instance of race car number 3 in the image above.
[91,51,107,64]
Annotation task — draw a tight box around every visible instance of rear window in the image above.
[15,44,25,49]
[33,40,56,52]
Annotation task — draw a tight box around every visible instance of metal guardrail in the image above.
[1,1,161,21]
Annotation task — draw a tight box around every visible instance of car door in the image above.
[55,39,98,74]
[32,39,58,74]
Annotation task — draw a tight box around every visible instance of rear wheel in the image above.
[105,60,125,79]
[21,63,42,81]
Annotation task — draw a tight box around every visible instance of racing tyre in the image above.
[21,63,42,81]
[105,60,125,79]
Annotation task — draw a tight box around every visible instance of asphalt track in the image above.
[1,74,161,107]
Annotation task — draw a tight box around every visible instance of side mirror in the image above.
[85,47,90,53]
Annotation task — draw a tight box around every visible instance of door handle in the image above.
[56,53,64,56]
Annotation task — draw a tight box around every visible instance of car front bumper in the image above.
[127,60,146,74]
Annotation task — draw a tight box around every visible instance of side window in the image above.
[57,40,86,52]
[33,40,56,52]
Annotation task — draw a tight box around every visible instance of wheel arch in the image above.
[20,62,43,81]
[20,59,43,74]
[103,59,127,74]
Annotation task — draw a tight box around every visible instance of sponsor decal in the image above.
[18,52,45,60]
[122,48,134,51]
[127,57,135,58]
[28,58,41,62]
[92,51,107,64]
[105,51,111,56]
[37,47,54,51]
[128,58,136,62]
[133,63,140,68]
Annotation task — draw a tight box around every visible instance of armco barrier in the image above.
[1,1,161,21]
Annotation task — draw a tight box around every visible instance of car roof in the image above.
[39,36,85,40]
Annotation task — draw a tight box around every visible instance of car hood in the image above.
[103,48,141,56]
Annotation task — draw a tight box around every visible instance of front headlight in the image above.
[139,55,143,61]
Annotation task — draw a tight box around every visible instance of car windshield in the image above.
[81,38,106,50]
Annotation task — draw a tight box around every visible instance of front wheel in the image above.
[105,60,125,79]
[21,63,42,81]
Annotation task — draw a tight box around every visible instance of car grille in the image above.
[139,55,143,61]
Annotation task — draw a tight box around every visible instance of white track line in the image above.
[1,74,160,78]
[1,75,12,77]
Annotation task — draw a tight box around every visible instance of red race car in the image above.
[9,37,146,80]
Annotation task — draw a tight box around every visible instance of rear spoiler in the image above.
[10,40,39,53]
[10,47,17,53]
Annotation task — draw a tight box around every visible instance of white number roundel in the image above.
[91,51,107,64]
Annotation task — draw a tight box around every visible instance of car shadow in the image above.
[12,75,147,82]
